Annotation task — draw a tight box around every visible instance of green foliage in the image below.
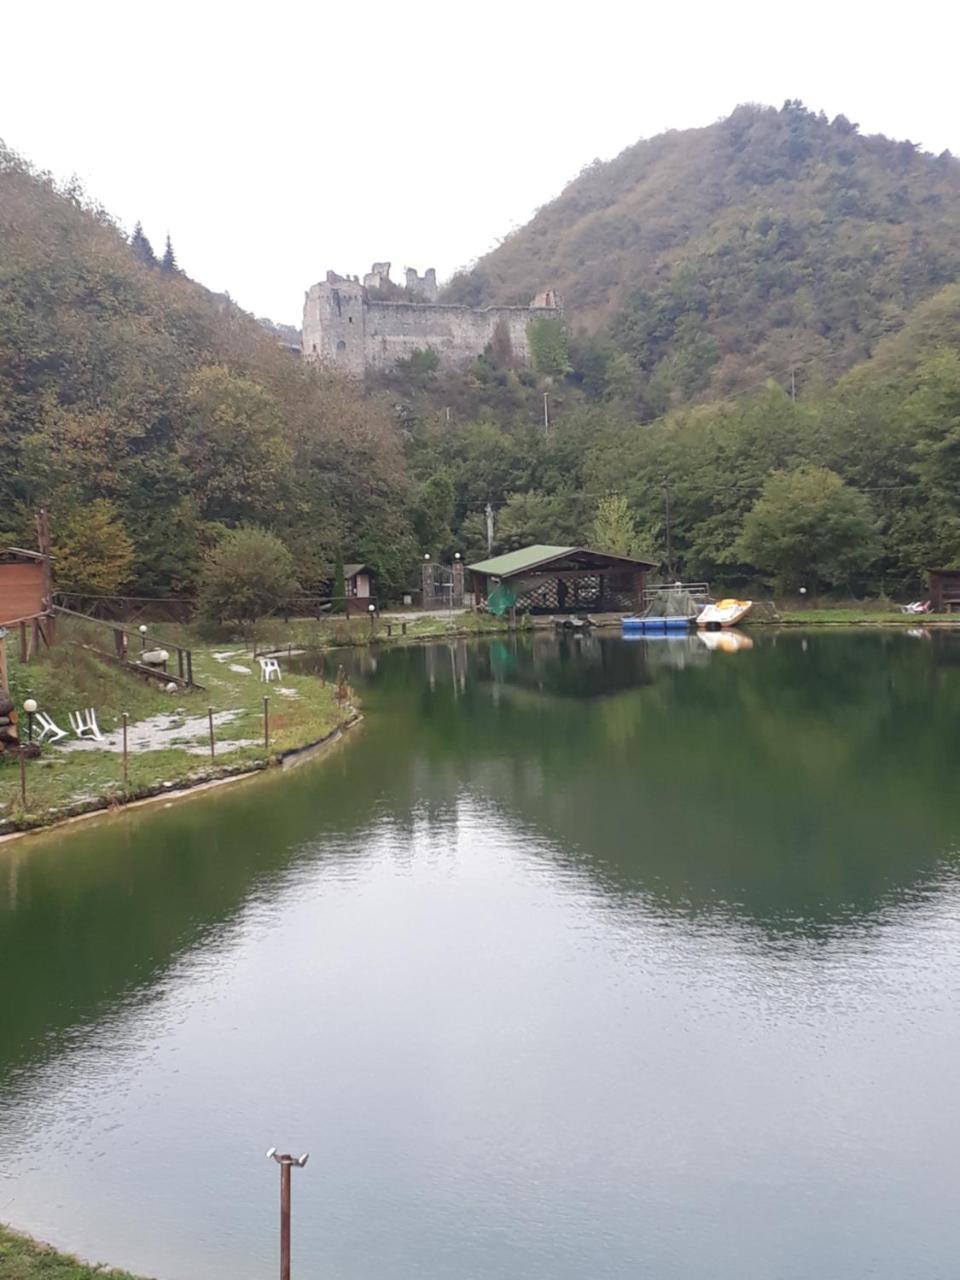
[197,526,298,627]
[446,102,960,407]
[55,499,135,593]
[496,490,583,550]
[590,495,639,556]
[130,219,156,268]
[412,472,455,555]
[332,547,346,613]
[161,234,177,274]
[736,467,879,591]
[528,317,571,377]
[0,139,414,600]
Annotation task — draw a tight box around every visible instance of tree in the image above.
[590,495,638,556]
[332,548,346,613]
[55,499,135,594]
[161,234,178,274]
[197,526,298,629]
[528,318,571,378]
[130,221,156,268]
[412,473,455,556]
[736,466,878,591]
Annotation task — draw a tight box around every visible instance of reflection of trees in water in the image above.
[6,631,960,1087]
[360,632,960,939]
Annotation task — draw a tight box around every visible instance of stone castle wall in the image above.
[302,266,562,376]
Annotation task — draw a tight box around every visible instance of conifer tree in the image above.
[161,234,178,275]
[332,548,346,613]
[130,221,157,268]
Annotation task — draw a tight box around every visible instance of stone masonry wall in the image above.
[362,301,555,372]
[302,271,563,377]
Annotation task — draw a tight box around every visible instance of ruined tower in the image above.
[302,271,366,377]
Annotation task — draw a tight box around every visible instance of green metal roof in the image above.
[467,545,576,577]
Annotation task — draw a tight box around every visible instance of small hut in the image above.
[343,564,378,616]
[469,545,656,615]
[0,548,51,626]
[927,568,960,613]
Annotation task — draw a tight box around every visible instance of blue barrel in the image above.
[622,616,691,633]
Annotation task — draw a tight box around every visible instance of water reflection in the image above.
[2,630,960,1280]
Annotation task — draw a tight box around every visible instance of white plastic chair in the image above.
[259,657,281,682]
[35,711,68,744]
[69,708,104,741]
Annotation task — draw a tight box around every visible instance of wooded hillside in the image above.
[0,141,414,597]
[445,102,960,411]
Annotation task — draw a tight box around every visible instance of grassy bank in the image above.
[154,609,519,654]
[773,608,959,624]
[1,624,347,832]
[0,1225,148,1280]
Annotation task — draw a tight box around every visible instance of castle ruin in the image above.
[302,263,562,377]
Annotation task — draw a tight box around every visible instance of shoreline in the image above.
[0,1221,150,1279]
[0,711,362,846]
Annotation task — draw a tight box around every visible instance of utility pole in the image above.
[661,476,673,578]
[485,502,494,555]
[266,1149,309,1280]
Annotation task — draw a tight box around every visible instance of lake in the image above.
[2,628,960,1280]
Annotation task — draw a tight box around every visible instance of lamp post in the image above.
[23,698,37,744]
[138,623,148,652]
[368,601,376,632]
[266,1148,309,1280]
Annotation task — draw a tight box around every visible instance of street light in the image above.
[266,1148,309,1280]
[138,623,148,652]
[23,698,37,743]
[368,602,376,631]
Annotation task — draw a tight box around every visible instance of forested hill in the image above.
[444,102,960,408]
[0,141,413,596]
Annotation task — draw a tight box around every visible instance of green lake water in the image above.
[2,629,960,1279]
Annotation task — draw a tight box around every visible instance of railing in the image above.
[52,605,201,689]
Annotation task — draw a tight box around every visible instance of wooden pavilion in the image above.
[927,568,960,613]
[469,544,656,614]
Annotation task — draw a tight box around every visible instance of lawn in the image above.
[1,622,346,831]
[0,1225,148,1280]
[774,608,960,624]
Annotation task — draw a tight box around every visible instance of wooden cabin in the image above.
[469,545,656,615]
[927,568,960,613]
[0,548,51,626]
[343,563,378,616]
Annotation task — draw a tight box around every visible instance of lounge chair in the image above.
[69,708,104,741]
[35,711,68,744]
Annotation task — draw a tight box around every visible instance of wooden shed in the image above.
[0,548,51,626]
[927,568,960,613]
[343,563,378,616]
[469,545,656,615]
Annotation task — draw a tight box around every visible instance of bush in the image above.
[197,526,298,630]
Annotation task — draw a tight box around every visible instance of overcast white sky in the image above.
[2,0,958,324]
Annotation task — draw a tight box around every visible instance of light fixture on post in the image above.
[23,698,37,743]
[138,623,148,652]
[368,601,376,631]
[266,1148,309,1280]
